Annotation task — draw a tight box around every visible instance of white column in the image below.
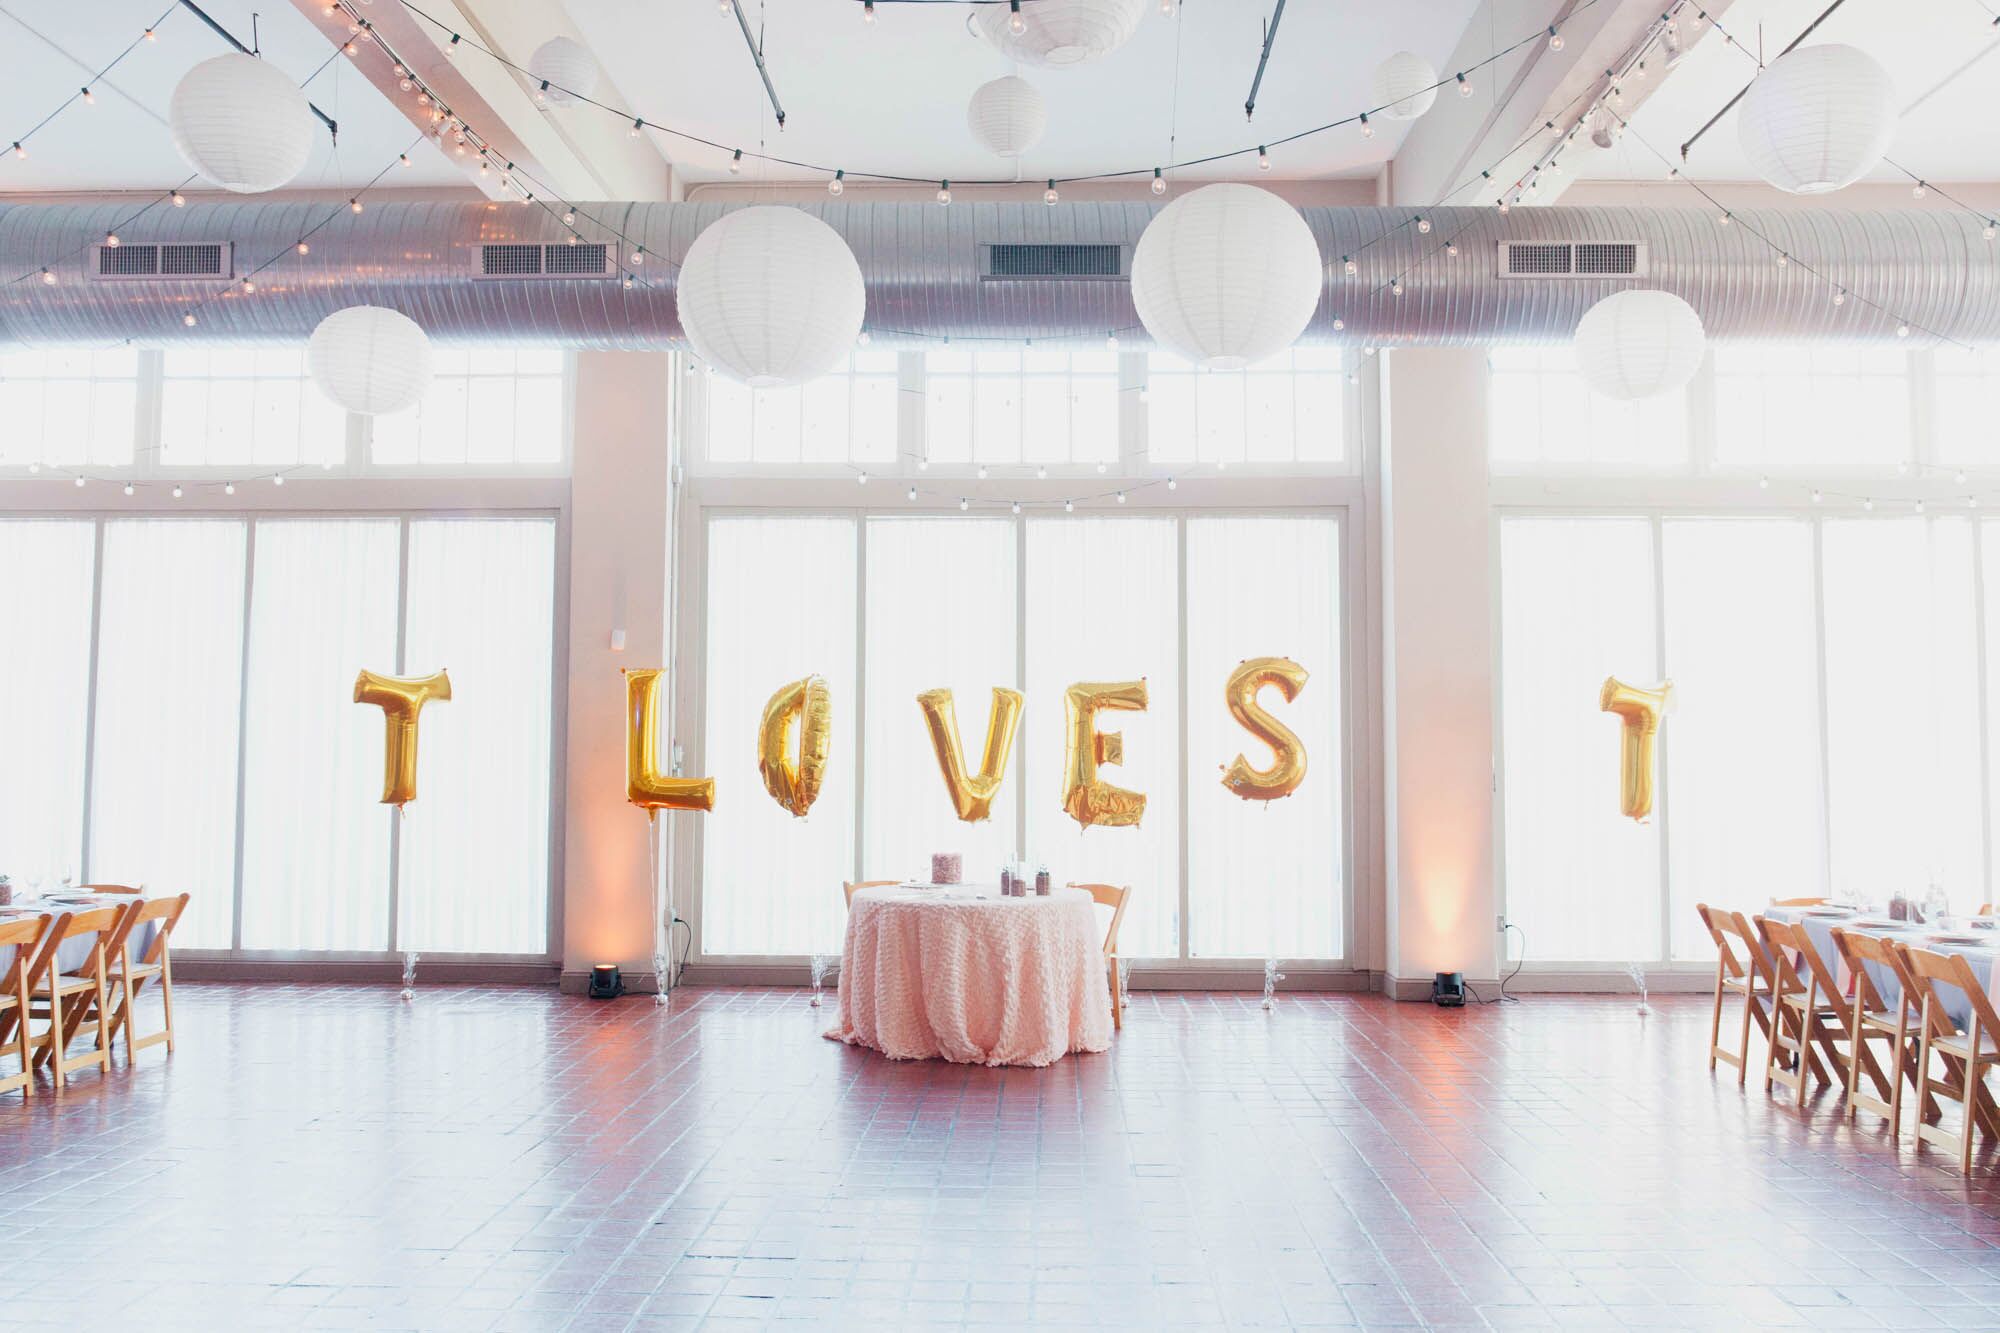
[1380,347,1497,997]
[560,350,673,989]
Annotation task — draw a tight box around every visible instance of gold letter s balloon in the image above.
[917,686,1023,822]
[353,669,451,807]
[1222,656,1308,801]
[758,675,831,817]
[1061,680,1148,828]
[1600,677,1672,821]
[626,668,715,815]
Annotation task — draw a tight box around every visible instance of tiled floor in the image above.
[5,985,2000,1331]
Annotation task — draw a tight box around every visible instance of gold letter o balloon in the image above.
[758,675,832,817]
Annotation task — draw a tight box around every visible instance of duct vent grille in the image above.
[983,243,1124,280]
[91,242,232,280]
[1499,240,1648,279]
[476,242,616,279]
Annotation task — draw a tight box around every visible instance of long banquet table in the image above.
[0,894,157,976]
[826,882,1112,1068]
[1763,904,2000,1029]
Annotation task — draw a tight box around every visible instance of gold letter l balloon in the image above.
[353,669,452,807]
[1221,656,1309,801]
[758,675,831,817]
[917,686,1023,822]
[1062,680,1148,829]
[626,668,715,815]
[1600,677,1672,821]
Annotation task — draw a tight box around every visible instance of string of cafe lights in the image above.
[1,2,180,165]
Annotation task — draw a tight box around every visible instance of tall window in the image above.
[369,348,568,468]
[0,514,558,958]
[160,348,346,467]
[703,351,898,468]
[925,349,1119,467]
[696,510,1348,962]
[0,349,141,467]
[1146,348,1347,468]
[1488,347,1687,470]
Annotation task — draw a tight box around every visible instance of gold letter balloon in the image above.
[758,675,832,817]
[1599,677,1672,821]
[1221,656,1309,801]
[626,668,715,815]
[917,686,1024,822]
[1061,680,1148,829]
[353,669,452,807]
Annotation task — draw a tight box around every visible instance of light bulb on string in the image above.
[1415,217,1431,233]
[1898,324,1911,338]
[73,476,84,488]
[1913,181,1927,200]
[1008,1,1026,34]
[296,241,310,255]
[349,198,363,214]
[80,86,94,106]
[1012,501,1022,514]
[224,482,235,495]
[171,484,182,498]
[171,190,185,207]
[1151,168,1166,195]
[728,149,743,174]
[1116,491,1126,504]
[857,472,868,485]
[977,465,988,480]
[936,180,952,205]
[104,230,118,247]
[562,209,575,225]
[273,475,284,487]
[863,0,875,21]
[1342,256,1357,275]
[829,169,844,195]
[39,268,54,286]
[1863,498,1874,511]
[629,118,644,138]
[632,247,644,265]
[122,483,134,497]
[1456,73,1473,98]
[399,153,412,168]
[1547,25,1563,50]
[1257,146,1270,171]
[1811,489,1823,503]
[1167,477,1177,490]
[182,312,197,327]
[959,498,969,512]
[906,486,918,501]
[1064,499,1074,513]
[1044,180,1059,205]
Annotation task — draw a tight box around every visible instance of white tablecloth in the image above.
[1764,905,2000,1030]
[0,896,157,978]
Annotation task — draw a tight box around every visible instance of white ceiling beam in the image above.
[1387,0,1738,209]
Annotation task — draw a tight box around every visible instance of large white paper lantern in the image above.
[1572,290,1706,401]
[676,207,866,388]
[1370,51,1439,121]
[1130,184,1323,370]
[1737,44,1895,194]
[527,37,598,108]
[169,53,314,194]
[967,76,1047,158]
[308,307,434,415]
[971,0,1147,67]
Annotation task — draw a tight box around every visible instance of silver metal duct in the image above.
[2,200,1995,348]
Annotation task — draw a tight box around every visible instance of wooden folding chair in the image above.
[27,903,133,1088]
[1832,927,1922,1136]
[77,884,142,895]
[1756,916,1849,1106]
[1769,897,1828,908]
[1899,944,2000,1173]
[102,893,189,1061]
[1698,904,1774,1084]
[1068,883,1131,1032]
[0,914,55,1099]
[842,880,899,910]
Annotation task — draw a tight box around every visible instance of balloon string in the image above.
[648,811,669,1003]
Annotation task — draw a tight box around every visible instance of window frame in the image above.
[0,503,569,967]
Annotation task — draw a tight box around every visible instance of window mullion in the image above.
[1810,516,1837,900]
[228,519,257,951]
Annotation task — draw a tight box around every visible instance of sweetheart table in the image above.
[825,883,1112,1067]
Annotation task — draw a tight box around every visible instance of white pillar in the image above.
[1380,347,1498,997]
[560,350,673,990]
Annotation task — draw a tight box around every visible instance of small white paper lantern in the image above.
[1572,290,1706,401]
[1130,183,1323,370]
[308,307,435,415]
[676,207,866,388]
[971,0,1148,67]
[169,53,315,194]
[1371,51,1439,122]
[1737,44,1895,194]
[527,36,598,108]
[967,76,1047,158]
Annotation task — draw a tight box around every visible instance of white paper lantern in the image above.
[967,76,1047,158]
[528,36,598,108]
[1572,290,1706,401]
[971,0,1148,67]
[169,53,314,194]
[1737,44,1895,195]
[1370,50,1439,122]
[676,207,866,388]
[1130,184,1323,370]
[308,307,434,415]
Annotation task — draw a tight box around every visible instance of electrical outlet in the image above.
[1495,914,1508,933]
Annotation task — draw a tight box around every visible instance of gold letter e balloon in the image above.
[354,669,452,807]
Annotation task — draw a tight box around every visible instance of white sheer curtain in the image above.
[700,516,858,955]
[863,518,1018,883]
[1822,518,1983,911]
[0,521,94,887]
[1499,517,1660,962]
[1661,518,1824,956]
[90,519,247,948]
[239,519,401,951]
[398,518,556,954]
[1185,516,1344,959]
[1024,518,1181,958]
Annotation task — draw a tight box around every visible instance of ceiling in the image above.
[0,0,466,194]
[560,0,1484,186]
[1573,0,2000,186]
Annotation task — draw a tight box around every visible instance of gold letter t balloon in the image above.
[353,669,452,807]
[1600,677,1672,821]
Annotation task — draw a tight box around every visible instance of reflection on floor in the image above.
[3,984,2000,1329]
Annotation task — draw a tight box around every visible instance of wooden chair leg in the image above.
[1708,962,1726,1073]
[90,957,111,1075]
[46,986,65,1090]
[160,956,176,1053]
[1736,990,1756,1087]
[119,968,137,1062]
[1108,957,1121,1033]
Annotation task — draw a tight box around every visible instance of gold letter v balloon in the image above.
[758,675,832,817]
[625,668,715,816]
[353,669,451,807]
[917,686,1024,822]
[1599,677,1673,821]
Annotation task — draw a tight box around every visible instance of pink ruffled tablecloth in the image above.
[825,884,1112,1067]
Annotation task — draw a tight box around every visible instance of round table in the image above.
[825,883,1113,1067]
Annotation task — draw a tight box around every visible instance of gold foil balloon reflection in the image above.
[353,668,451,807]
